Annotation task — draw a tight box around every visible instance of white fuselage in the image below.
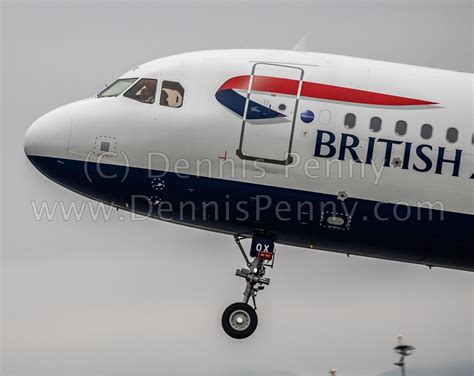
[24,50,474,270]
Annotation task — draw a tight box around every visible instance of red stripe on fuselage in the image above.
[217,75,438,107]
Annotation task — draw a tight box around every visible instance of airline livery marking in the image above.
[216,75,438,119]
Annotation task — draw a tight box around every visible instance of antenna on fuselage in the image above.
[394,335,415,376]
[292,32,311,51]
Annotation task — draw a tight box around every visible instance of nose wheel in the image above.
[221,234,275,339]
[221,302,258,339]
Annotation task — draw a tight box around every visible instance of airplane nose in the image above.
[24,105,71,161]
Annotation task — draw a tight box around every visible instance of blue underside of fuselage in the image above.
[28,155,473,271]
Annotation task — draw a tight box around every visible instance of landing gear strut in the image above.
[221,234,275,339]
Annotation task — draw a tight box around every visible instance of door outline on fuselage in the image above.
[236,63,304,165]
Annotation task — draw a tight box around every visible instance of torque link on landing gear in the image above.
[221,234,276,339]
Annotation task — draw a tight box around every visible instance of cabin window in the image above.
[395,121,407,136]
[344,113,356,128]
[124,78,157,103]
[97,78,137,98]
[421,124,433,139]
[446,127,458,143]
[370,117,382,132]
[160,80,185,108]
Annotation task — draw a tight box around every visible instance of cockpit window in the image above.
[160,80,185,108]
[97,78,137,98]
[124,78,157,104]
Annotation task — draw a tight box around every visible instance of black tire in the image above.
[221,302,258,339]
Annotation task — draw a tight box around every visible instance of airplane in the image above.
[24,49,474,339]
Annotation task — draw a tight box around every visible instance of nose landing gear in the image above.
[221,234,275,339]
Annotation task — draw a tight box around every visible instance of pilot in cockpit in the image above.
[132,84,154,104]
[124,78,157,103]
[160,80,184,108]
[139,85,155,103]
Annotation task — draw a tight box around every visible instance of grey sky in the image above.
[1,1,473,375]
